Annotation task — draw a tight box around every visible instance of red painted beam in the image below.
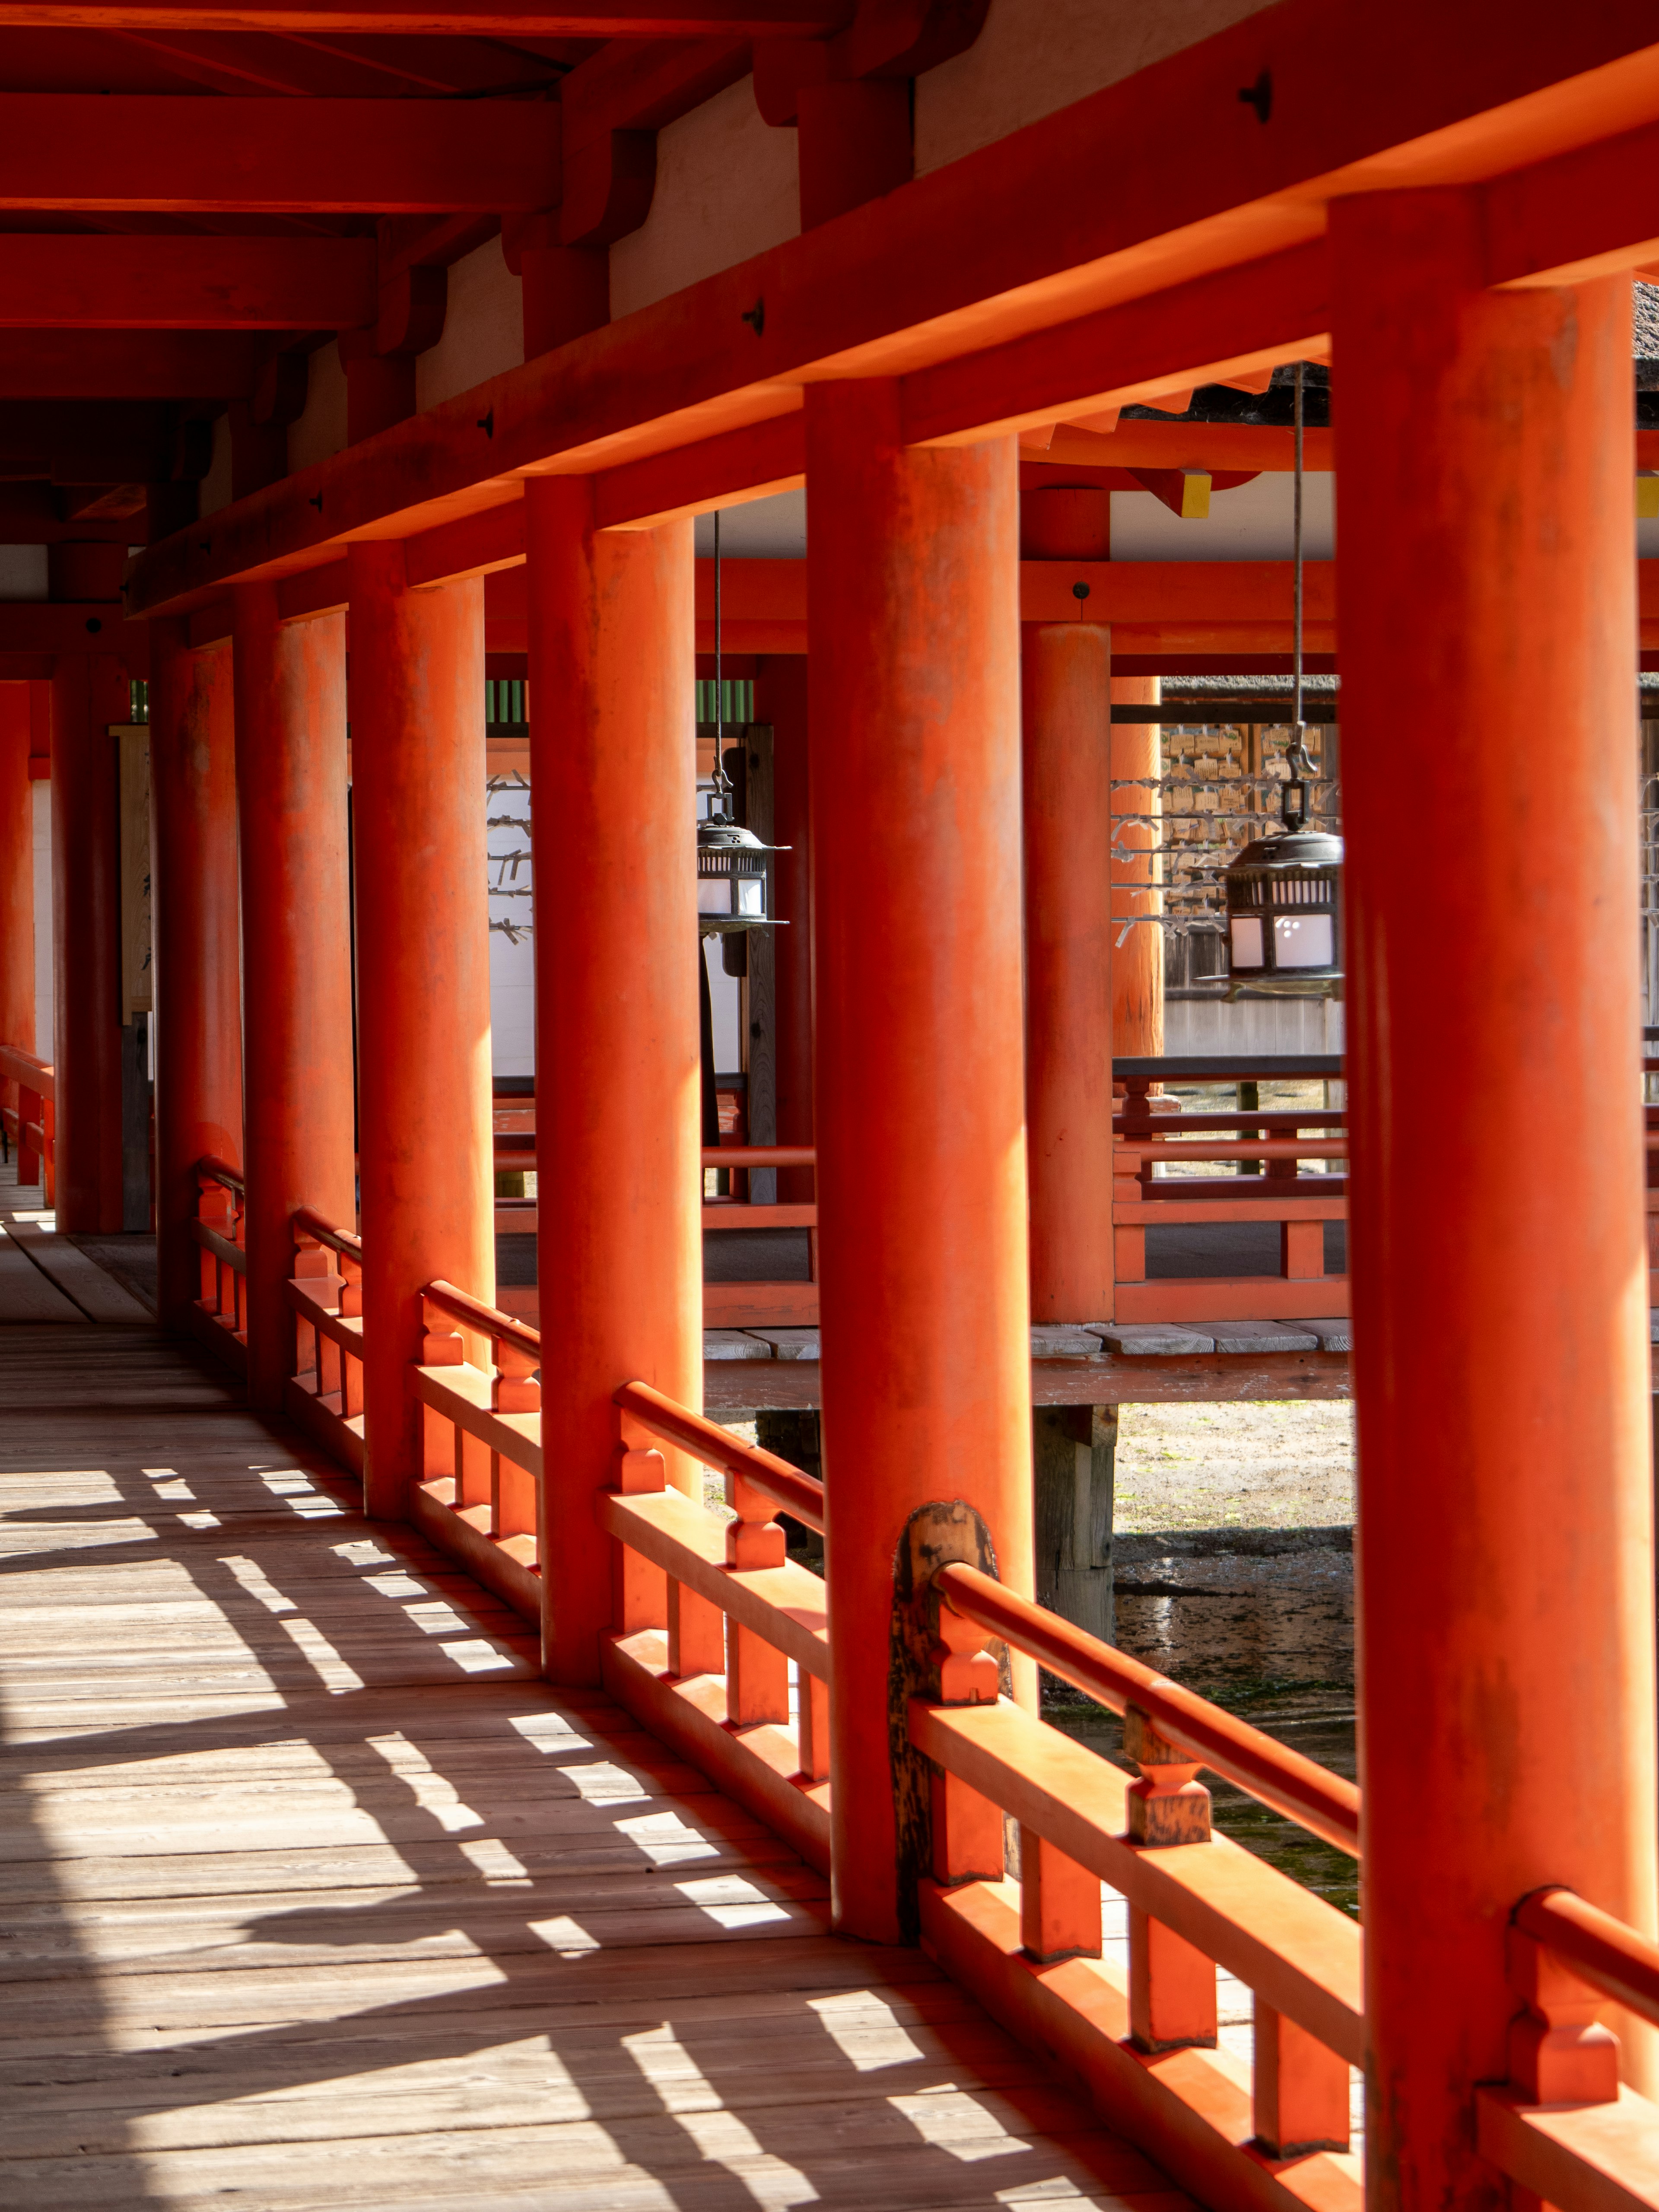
[126,0,1659,613]
[0,235,376,330]
[595,410,805,528]
[0,94,562,213]
[0,606,151,667]
[1484,114,1659,285]
[0,331,264,398]
[0,3,842,25]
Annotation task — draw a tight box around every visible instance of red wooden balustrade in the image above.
[283,1205,365,1476]
[0,1041,54,1205]
[191,1155,247,1371]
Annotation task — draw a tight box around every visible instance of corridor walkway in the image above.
[0,1319,1185,2212]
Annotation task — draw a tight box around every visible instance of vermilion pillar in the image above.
[754,655,813,1203]
[1021,488,1113,1323]
[807,383,1034,1943]
[149,625,243,1325]
[232,589,355,1409]
[525,478,699,1683]
[0,687,32,1073]
[1110,677,1163,1055]
[50,655,127,1232]
[1334,193,1658,2201]
[349,547,493,1522]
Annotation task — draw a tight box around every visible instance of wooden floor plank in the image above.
[0,1325,1185,2210]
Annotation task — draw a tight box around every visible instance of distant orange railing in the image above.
[285,1205,365,1477]
[190,1156,247,1373]
[0,1042,55,1206]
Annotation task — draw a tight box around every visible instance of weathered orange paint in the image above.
[232,588,355,1411]
[1020,487,1114,1324]
[1110,677,1163,1057]
[149,623,243,1322]
[1333,193,1659,2204]
[524,476,700,1684]
[806,381,1035,1943]
[50,655,127,1233]
[0,687,33,1098]
[349,546,493,1523]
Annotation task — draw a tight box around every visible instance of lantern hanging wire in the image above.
[1284,362,1319,826]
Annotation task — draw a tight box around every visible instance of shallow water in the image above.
[1045,1537,1360,1917]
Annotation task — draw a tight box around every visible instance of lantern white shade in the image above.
[1230,915,1265,968]
[1273,913,1335,968]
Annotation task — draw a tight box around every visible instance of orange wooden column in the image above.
[1109,677,1163,1056]
[524,477,699,1683]
[149,624,243,1325]
[1333,191,1658,2202]
[232,589,355,1410]
[0,686,32,1080]
[807,381,1034,1943]
[50,655,127,1233]
[754,655,814,1202]
[349,547,493,1523]
[1021,488,1113,1323]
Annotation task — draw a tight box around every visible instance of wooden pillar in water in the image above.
[1334,191,1658,2197]
[807,382,1034,1942]
[524,477,700,1684]
[0,687,33,1092]
[349,547,493,1522]
[232,589,355,1411]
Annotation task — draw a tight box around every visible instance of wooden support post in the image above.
[349,547,493,1521]
[50,656,127,1231]
[805,380,1034,1943]
[524,477,699,1684]
[0,687,32,1102]
[1333,193,1659,2201]
[149,627,242,1317]
[1032,1404,1116,1644]
[231,588,355,1411]
[1021,488,1114,1324]
[755,656,813,1204]
[1111,676,1163,1057]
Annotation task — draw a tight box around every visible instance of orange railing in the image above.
[285,1206,365,1476]
[0,1042,55,1205]
[1477,1886,1659,2211]
[191,1156,247,1371]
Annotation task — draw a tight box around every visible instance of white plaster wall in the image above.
[0,547,48,599]
[611,76,800,320]
[198,412,233,518]
[487,768,534,1077]
[287,340,348,474]
[1111,472,1335,561]
[416,235,524,413]
[32,779,50,1061]
[693,488,806,557]
[916,0,1278,175]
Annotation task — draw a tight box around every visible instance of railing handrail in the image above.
[197,1154,245,1197]
[1117,1138,1347,1162]
[614,1378,826,1533]
[293,1205,363,1264]
[1115,1055,1344,1081]
[702,1145,816,1168]
[1516,1885,1659,2029]
[0,1042,53,1096]
[934,1560,1361,1856]
[423,1276,543,1364]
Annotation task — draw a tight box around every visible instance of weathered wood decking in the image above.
[0,1317,1185,2211]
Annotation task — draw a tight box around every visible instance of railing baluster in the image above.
[1125,1702,1217,2053]
[796,1669,830,1783]
[726,1472,788,1723]
[1252,1996,1350,2155]
[611,1437,668,1632]
[1020,1830,1103,1964]
[491,1335,539,1540]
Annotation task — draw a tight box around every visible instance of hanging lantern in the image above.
[696,813,785,935]
[1221,358,1344,995]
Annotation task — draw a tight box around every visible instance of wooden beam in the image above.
[0,3,842,24]
[900,245,1329,446]
[594,411,805,528]
[125,0,1659,613]
[0,331,264,398]
[0,94,562,213]
[0,235,376,329]
[1484,114,1659,285]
